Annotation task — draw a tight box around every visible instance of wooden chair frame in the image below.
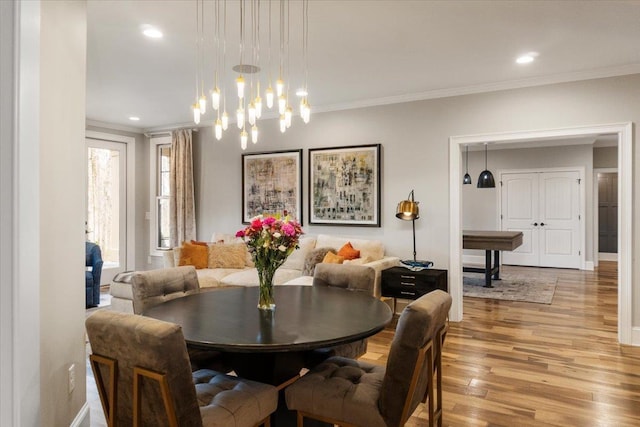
[90,354,118,427]
[296,324,448,427]
[132,366,179,427]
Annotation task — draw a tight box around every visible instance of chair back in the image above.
[86,241,104,282]
[379,290,452,427]
[86,310,203,427]
[131,266,200,314]
[312,263,375,295]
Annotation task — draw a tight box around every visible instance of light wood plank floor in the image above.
[360,262,640,426]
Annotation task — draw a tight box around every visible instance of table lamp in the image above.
[395,190,433,268]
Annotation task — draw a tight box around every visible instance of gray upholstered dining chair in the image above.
[86,310,278,427]
[286,289,452,427]
[308,263,376,364]
[131,266,227,372]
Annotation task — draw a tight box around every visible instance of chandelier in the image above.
[191,0,311,150]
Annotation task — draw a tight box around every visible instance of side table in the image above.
[381,266,448,313]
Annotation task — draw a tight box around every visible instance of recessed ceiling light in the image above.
[516,52,538,64]
[129,116,140,121]
[296,88,308,97]
[142,26,163,39]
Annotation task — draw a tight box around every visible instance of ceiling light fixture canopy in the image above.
[190,0,312,149]
[477,143,495,188]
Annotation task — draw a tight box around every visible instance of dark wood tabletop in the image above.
[143,285,393,353]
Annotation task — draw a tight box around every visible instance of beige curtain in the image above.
[170,129,196,247]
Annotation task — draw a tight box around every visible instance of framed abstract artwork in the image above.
[242,149,303,224]
[309,144,381,226]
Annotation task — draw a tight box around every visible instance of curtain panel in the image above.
[170,129,197,247]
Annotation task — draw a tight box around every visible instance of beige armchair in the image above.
[86,310,278,427]
[286,289,452,427]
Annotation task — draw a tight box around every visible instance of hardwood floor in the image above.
[87,262,640,426]
[360,262,640,426]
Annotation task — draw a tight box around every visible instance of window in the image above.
[150,136,172,254]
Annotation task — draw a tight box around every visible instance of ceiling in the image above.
[86,0,640,131]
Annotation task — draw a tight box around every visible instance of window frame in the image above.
[149,136,172,256]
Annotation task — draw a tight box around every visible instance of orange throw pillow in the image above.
[337,242,360,260]
[179,242,208,269]
[322,251,344,264]
[190,240,209,246]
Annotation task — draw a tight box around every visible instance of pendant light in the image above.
[463,145,472,185]
[477,143,496,188]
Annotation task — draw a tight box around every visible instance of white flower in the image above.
[278,245,287,252]
[273,232,281,238]
[263,242,270,248]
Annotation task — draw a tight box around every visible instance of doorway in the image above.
[597,171,618,260]
[85,130,136,286]
[449,123,633,345]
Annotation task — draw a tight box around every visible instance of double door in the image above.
[501,170,582,269]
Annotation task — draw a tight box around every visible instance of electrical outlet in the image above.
[145,211,151,220]
[68,364,75,394]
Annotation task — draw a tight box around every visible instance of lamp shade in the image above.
[396,190,419,220]
[477,170,496,188]
[477,143,495,188]
[463,172,472,185]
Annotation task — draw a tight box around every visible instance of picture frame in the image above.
[309,144,381,227]
[242,149,303,224]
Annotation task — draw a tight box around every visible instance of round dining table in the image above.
[143,285,393,386]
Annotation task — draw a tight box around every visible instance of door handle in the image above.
[540,222,545,226]
[532,222,538,226]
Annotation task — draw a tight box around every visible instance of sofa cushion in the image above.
[220,268,302,287]
[179,242,208,269]
[337,242,360,260]
[196,267,251,289]
[281,236,317,271]
[316,234,384,261]
[343,256,372,266]
[322,252,344,264]
[302,247,336,276]
[208,243,248,269]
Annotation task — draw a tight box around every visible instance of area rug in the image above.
[463,273,557,304]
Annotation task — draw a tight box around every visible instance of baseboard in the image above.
[70,402,90,427]
[462,254,485,267]
[598,252,617,261]
[584,261,594,271]
[631,327,640,347]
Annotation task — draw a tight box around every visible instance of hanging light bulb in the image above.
[251,125,258,143]
[192,103,201,124]
[214,118,223,140]
[236,106,245,129]
[265,85,274,109]
[303,102,311,124]
[255,95,263,118]
[279,115,286,133]
[199,95,207,115]
[285,106,293,128]
[236,75,245,99]
[276,78,284,97]
[248,102,256,126]
[221,110,229,130]
[240,129,248,150]
[278,95,286,115]
[211,87,221,110]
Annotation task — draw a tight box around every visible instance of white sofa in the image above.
[110,233,399,313]
[163,233,399,297]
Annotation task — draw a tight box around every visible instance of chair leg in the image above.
[90,354,117,427]
[133,366,179,427]
[297,411,304,427]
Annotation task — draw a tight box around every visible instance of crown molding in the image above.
[313,64,640,115]
[85,119,144,134]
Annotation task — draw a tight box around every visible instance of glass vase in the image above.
[257,265,277,311]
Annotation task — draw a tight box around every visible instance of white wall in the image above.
[188,74,640,326]
[39,1,88,425]
[462,144,594,261]
[594,146,618,169]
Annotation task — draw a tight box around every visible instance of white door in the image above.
[538,171,581,268]
[501,173,539,266]
[501,170,581,269]
[86,139,127,285]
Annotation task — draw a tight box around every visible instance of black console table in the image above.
[381,266,448,313]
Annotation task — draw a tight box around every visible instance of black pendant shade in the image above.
[463,145,472,185]
[477,144,495,188]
